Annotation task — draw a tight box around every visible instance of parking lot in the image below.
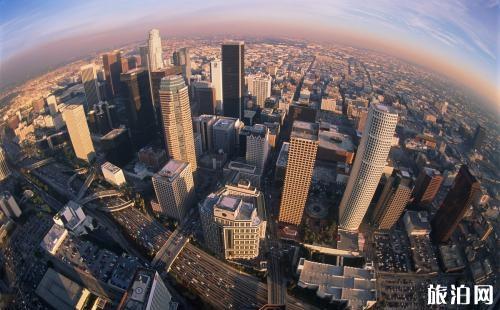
[374,231,412,273]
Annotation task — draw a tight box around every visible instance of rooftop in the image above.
[157,160,187,180]
[291,121,319,141]
[159,75,186,92]
[101,127,127,140]
[276,142,290,167]
[214,118,236,129]
[102,161,121,174]
[36,268,89,310]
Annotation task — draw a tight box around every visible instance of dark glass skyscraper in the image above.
[222,41,245,120]
[103,50,127,98]
[431,165,481,243]
[120,68,156,148]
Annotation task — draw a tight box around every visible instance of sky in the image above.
[0,0,498,106]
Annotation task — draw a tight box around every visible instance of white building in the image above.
[0,191,21,218]
[40,223,68,255]
[147,29,164,71]
[101,162,126,186]
[245,124,269,174]
[152,160,195,221]
[339,104,398,231]
[53,201,94,236]
[247,74,272,108]
[210,60,223,107]
[199,184,266,260]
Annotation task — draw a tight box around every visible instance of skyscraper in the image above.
[80,64,100,110]
[0,147,11,182]
[192,81,216,115]
[192,114,217,153]
[210,60,223,107]
[278,121,319,226]
[152,160,195,221]
[118,268,176,310]
[172,47,191,84]
[120,68,156,148]
[413,167,443,206]
[222,41,245,120]
[431,165,480,243]
[147,29,163,71]
[213,117,237,157]
[199,186,265,260]
[159,75,197,174]
[246,124,269,174]
[62,104,95,162]
[247,74,272,108]
[0,191,22,218]
[371,171,412,230]
[102,50,125,98]
[139,45,149,68]
[339,104,398,231]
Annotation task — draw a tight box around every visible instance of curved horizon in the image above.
[0,0,498,108]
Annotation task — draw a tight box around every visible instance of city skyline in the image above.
[0,1,498,108]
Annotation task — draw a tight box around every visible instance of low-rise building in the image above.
[101,161,126,186]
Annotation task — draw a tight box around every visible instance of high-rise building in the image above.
[471,124,486,150]
[339,104,398,231]
[246,124,269,174]
[210,60,223,107]
[118,268,176,310]
[147,29,164,71]
[371,171,412,230]
[199,183,265,260]
[152,160,195,221]
[80,64,100,110]
[100,127,134,166]
[139,45,149,68]
[0,191,22,218]
[213,117,237,157]
[62,104,95,162]
[0,147,11,182]
[431,165,481,243]
[120,68,156,148]
[192,115,217,153]
[159,75,198,174]
[172,47,191,84]
[413,167,443,206]
[356,108,369,134]
[102,50,126,98]
[247,74,272,108]
[192,81,216,115]
[278,121,319,225]
[222,41,245,120]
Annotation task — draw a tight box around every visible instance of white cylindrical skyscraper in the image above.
[147,29,163,71]
[339,104,398,231]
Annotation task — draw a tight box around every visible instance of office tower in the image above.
[192,81,216,115]
[102,50,125,98]
[431,165,481,243]
[222,41,245,120]
[356,108,369,134]
[93,100,117,135]
[199,183,265,260]
[152,160,195,221]
[101,162,126,187]
[100,127,134,166]
[127,55,140,69]
[118,268,176,310]
[46,95,58,115]
[120,57,129,73]
[147,29,163,71]
[247,74,272,108]
[210,60,223,107]
[193,115,217,153]
[0,191,22,218]
[278,121,319,225]
[159,75,198,174]
[121,68,156,148]
[173,47,191,84]
[139,45,149,68]
[371,171,412,230]
[62,104,95,162]
[53,201,94,235]
[288,102,318,125]
[413,167,443,206]
[339,104,398,231]
[246,124,269,174]
[138,146,167,171]
[213,117,237,157]
[0,147,11,182]
[471,125,486,150]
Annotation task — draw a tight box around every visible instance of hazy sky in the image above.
[0,0,498,105]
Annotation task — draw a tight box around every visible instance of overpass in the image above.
[76,168,96,200]
[23,158,55,171]
[96,200,134,213]
[79,190,123,205]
